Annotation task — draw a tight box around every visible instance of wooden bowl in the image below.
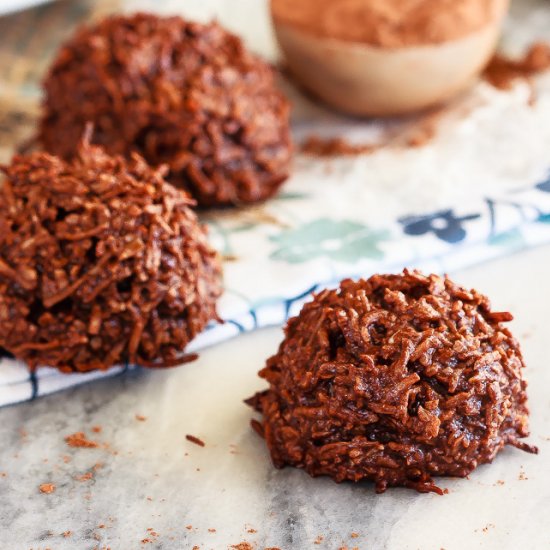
[272,0,509,116]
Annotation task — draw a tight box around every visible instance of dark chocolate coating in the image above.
[249,271,537,493]
[0,143,222,372]
[39,13,292,208]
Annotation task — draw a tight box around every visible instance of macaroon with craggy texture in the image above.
[248,270,537,494]
[0,139,222,372]
[39,13,292,208]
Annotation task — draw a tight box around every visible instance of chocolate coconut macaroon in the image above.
[39,13,292,208]
[248,270,537,493]
[0,139,222,372]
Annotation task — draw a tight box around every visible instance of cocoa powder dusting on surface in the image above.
[185,434,206,447]
[272,0,503,47]
[301,136,377,157]
[65,432,99,448]
[299,41,550,161]
[39,483,56,494]
[405,113,440,147]
[231,544,254,550]
[300,109,441,158]
[484,42,550,90]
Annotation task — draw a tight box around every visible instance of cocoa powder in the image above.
[300,109,441,158]
[271,0,504,47]
[300,136,377,157]
[484,42,550,90]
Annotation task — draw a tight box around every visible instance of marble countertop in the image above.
[0,244,548,550]
[0,0,549,548]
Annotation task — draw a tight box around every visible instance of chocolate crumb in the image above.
[186,434,206,447]
[519,468,528,481]
[75,472,94,482]
[141,527,159,545]
[65,432,99,449]
[39,483,56,494]
[301,136,377,157]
